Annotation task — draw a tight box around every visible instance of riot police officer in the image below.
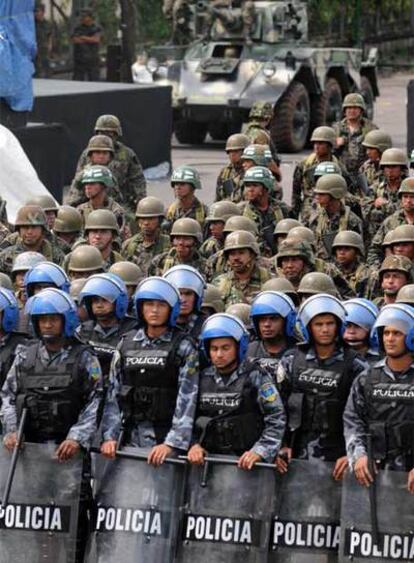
[187,313,285,468]
[343,298,380,363]
[0,288,27,393]
[24,261,70,298]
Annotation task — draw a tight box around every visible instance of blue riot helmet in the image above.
[79,273,128,320]
[0,288,19,332]
[24,262,70,297]
[200,313,250,362]
[134,277,181,327]
[26,288,80,338]
[250,291,297,337]
[163,265,206,311]
[344,299,379,331]
[371,304,414,352]
[297,294,346,344]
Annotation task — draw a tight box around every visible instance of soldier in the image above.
[11,252,45,309]
[34,2,52,78]
[216,133,250,202]
[83,210,123,269]
[213,230,270,307]
[262,277,299,306]
[188,313,285,467]
[359,129,392,189]
[333,93,378,183]
[165,166,208,231]
[240,144,283,196]
[71,8,101,81]
[1,288,102,559]
[276,294,367,478]
[75,114,147,212]
[164,265,207,338]
[273,218,301,252]
[0,206,63,275]
[67,245,105,280]
[200,201,240,259]
[100,277,199,465]
[163,0,192,45]
[242,166,289,256]
[343,298,380,364]
[225,303,253,332]
[53,206,83,250]
[285,225,316,248]
[242,101,280,166]
[149,218,206,276]
[332,231,372,298]
[25,194,58,231]
[109,261,144,315]
[388,224,414,262]
[247,291,297,378]
[297,272,339,302]
[69,278,89,323]
[201,284,225,316]
[368,255,413,307]
[344,304,414,484]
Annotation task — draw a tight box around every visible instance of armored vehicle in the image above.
[136,1,379,152]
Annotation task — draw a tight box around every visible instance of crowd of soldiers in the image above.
[1,93,414,560]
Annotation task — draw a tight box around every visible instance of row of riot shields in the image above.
[0,443,413,562]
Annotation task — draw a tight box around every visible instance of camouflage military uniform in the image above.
[213,264,270,307]
[243,199,288,257]
[359,158,382,188]
[367,208,411,268]
[77,197,127,233]
[165,197,208,231]
[363,178,402,244]
[121,232,171,274]
[73,140,146,212]
[215,161,245,203]
[242,122,280,164]
[0,239,63,275]
[333,117,377,181]
[148,247,207,276]
[206,249,271,282]
[334,260,373,298]
[199,236,223,259]
[0,229,69,255]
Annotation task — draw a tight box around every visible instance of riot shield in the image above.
[0,442,82,563]
[177,454,276,563]
[269,459,342,562]
[339,470,414,562]
[85,446,186,563]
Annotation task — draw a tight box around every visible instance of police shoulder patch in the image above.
[260,382,277,402]
[89,366,101,382]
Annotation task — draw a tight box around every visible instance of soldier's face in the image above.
[37,314,64,339]
[179,289,197,316]
[172,236,194,259]
[383,327,408,357]
[343,322,368,348]
[45,211,57,230]
[401,194,414,212]
[90,151,111,165]
[383,165,402,181]
[138,217,160,235]
[313,142,330,158]
[258,315,284,340]
[309,314,338,346]
[227,248,254,273]
[142,300,170,326]
[70,269,102,281]
[314,193,331,209]
[173,183,194,200]
[366,147,380,161]
[241,159,254,171]
[381,271,407,295]
[335,246,357,266]
[280,256,305,280]
[227,149,243,164]
[393,242,414,260]
[87,229,113,251]
[209,221,225,240]
[345,107,363,120]
[209,337,238,373]
[244,183,265,203]
[84,182,105,199]
[19,226,44,247]
[91,296,115,319]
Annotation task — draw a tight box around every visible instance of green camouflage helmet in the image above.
[170,217,203,244]
[84,209,119,234]
[297,272,338,296]
[273,218,301,236]
[226,303,252,327]
[202,284,224,313]
[314,174,347,200]
[398,177,414,196]
[15,205,48,230]
[135,196,165,218]
[94,114,122,137]
[224,215,258,235]
[68,245,105,272]
[310,126,336,146]
[0,273,13,290]
[69,278,88,302]
[379,255,413,281]
[206,201,240,223]
[241,145,272,166]
[342,92,366,111]
[54,206,83,233]
[362,129,392,153]
[86,134,114,154]
[380,148,408,168]
[332,230,365,254]
[109,261,143,286]
[286,226,316,247]
[80,165,115,188]
[276,239,314,268]
[171,166,202,190]
[242,166,275,192]
[388,224,414,245]
[314,161,342,178]
[224,230,260,256]
[25,194,58,213]
[249,101,273,120]
[382,229,395,248]
[396,284,414,305]
[225,133,250,151]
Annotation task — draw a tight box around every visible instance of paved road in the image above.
[147,73,411,208]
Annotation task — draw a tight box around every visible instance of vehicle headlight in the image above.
[146,57,159,74]
[263,63,276,78]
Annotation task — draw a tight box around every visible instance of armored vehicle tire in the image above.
[175,120,208,144]
[312,77,343,129]
[208,122,229,141]
[271,81,310,152]
[361,76,375,120]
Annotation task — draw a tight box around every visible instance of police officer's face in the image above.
[172,236,194,259]
[179,289,196,316]
[173,183,194,200]
[280,256,305,280]
[37,314,64,339]
[91,296,115,319]
[309,314,338,346]
[313,142,330,158]
[84,182,105,199]
[383,326,408,357]
[258,315,284,340]
[382,271,408,295]
[14,272,26,291]
[227,149,243,165]
[142,300,170,326]
[343,322,368,348]
[335,246,357,266]
[209,221,225,240]
[401,194,414,212]
[209,337,238,373]
[244,183,265,203]
[366,147,381,161]
[19,226,44,247]
[138,217,160,235]
[383,165,402,181]
[90,151,111,166]
[345,107,363,120]
[227,248,254,273]
[87,229,113,251]
[392,242,414,260]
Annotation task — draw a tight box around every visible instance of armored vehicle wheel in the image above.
[272,81,310,152]
[310,77,343,132]
[361,76,375,120]
[208,122,229,141]
[175,120,207,144]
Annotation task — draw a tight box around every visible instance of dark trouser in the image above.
[73,61,100,81]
